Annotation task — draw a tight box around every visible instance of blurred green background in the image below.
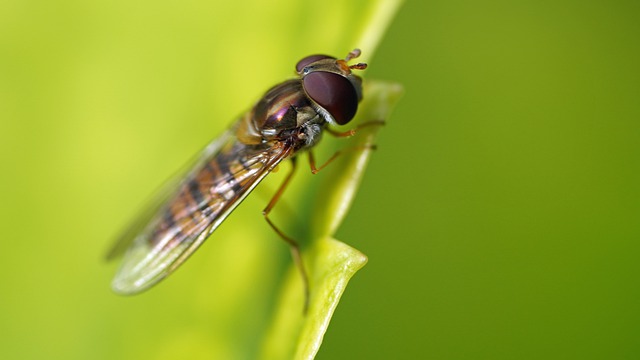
[1,0,639,359]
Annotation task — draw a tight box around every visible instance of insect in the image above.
[107,49,370,300]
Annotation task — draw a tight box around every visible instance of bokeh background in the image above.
[1,0,639,359]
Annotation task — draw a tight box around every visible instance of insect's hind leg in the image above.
[262,156,310,313]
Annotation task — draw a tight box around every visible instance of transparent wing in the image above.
[109,128,292,295]
[106,130,234,261]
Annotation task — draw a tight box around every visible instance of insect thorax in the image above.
[237,79,327,151]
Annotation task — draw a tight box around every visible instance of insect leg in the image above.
[325,119,386,138]
[262,157,310,312]
[309,119,384,174]
[307,144,377,174]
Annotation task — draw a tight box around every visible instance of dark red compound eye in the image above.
[295,54,335,73]
[303,71,358,125]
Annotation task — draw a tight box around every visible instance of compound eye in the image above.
[303,71,358,125]
[295,54,335,73]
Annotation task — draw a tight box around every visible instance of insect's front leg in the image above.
[308,120,385,174]
[324,119,386,138]
[262,156,310,313]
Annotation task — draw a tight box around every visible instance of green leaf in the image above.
[240,1,406,357]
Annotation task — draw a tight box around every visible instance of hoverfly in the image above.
[108,49,370,301]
